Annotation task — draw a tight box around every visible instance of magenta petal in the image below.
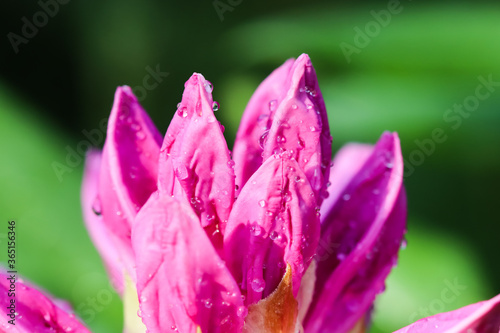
[224,155,320,305]
[232,58,294,194]
[0,272,90,332]
[394,294,500,332]
[158,73,234,247]
[305,132,406,333]
[81,149,124,293]
[99,86,162,280]
[319,143,374,218]
[263,54,332,205]
[132,192,245,333]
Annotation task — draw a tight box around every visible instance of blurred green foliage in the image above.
[1,1,499,332]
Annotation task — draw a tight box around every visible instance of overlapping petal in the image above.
[98,86,163,282]
[132,192,245,333]
[262,54,332,205]
[233,54,331,205]
[394,294,500,332]
[158,73,235,248]
[81,149,124,293]
[0,272,90,333]
[305,132,406,333]
[224,155,320,305]
[232,58,294,193]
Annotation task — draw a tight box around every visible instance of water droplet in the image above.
[177,102,181,109]
[212,101,220,112]
[273,147,284,158]
[269,231,279,240]
[258,200,266,207]
[259,130,269,149]
[131,123,141,131]
[171,325,178,331]
[276,135,286,143]
[250,224,262,236]
[204,81,213,93]
[227,160,235,168]
[297,137,305,150]
[203,299,213,308]
[283,191,292,202]
[92,197,102,216]
[257,114,268,122]
[251,278,266,292]
[337,253,346,261]
[385,162,394,169]
[343,194,351,201]
[177,107,188,118]
[309,126,317,132]
[220,316,230,325]
[137,309,142,317]
[268,99,277,112]
[207,115,216,123]
[136,131,146,140]
[291,104,298,110]
[400,238,407,250]
[140,295,147,302]
[237,306,248,317]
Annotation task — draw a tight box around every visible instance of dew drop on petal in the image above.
[212,101,220,112]
[204,80,213,93]
[136,131,146,140]
[268,99,277,112]
[250,224,262,236]
[343,194,351,201]
[259,130,269,150]
[258,200,266,207]
[251,278,266,292]
[203,299,213,308]
[92,197,102,216]
[237,306,248,318]
[177,107,188,118]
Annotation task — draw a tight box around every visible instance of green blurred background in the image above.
[1,1,499,332]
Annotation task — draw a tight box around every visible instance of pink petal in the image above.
[319,143,374,219]
[232,58,294,194]
[223,155,320,305]
[158,73,234,249]
[305,132,406,333]
[81,149,124,293]
[0,272,91,332]
[394,294,500,332]
[132,192,245,333]
[263,54,332,206]
[98,86,162,281]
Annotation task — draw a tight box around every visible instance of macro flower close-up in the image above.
[1,54,499,333]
